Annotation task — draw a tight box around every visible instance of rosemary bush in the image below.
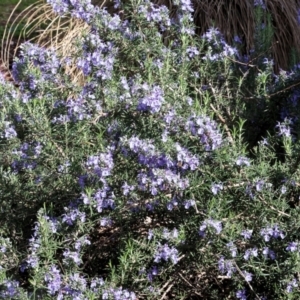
[1,0,300,299]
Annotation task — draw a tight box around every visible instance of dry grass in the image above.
[155,0,300,73]
[0,0,92,85]
[1,0,300,83]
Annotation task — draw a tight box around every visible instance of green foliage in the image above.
[1,1,300,299]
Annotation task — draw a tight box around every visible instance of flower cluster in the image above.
[62,204,86,226]
[211,183,223,195]
[77,33,117,80]
[11,141,42,172]
[218,256,236,277]
[0,280,20,298]
[260,224,285,242]
[47,0,96,23]
[2,121,17,139]
[153,243,179,264]
[137,84,165,114]
[44,265,62,295]
[276,119,292,137]
[185,114,223,151]
[236,156,251,167]
[84,149,115,181]
[137,0,171,32]
[201,27,239,61]
[102,287,136,300]
[21,221,41,271]
[12,42,61,97]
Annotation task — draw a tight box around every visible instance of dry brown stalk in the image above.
[2,0,300,86]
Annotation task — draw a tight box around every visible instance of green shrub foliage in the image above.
[1,0,300,299]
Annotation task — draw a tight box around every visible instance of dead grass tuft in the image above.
[2,0,300,84]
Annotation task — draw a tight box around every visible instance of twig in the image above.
[210,103,234,145]
[258,195,291,217]
[178,272,204,297]
[267,80,300,98]
[159,279,174,300]
[232,261,261,300]
[223,56,257,68]
[178,272,194,288]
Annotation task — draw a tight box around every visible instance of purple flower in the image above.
[102,287,136,300]
[122,182,135,196]
[90,277,104,292]
[262,247,276,260]
[272,224,285,239]
[58,160,71,173]
[260,224,284,242]
[281,185,287,194]
[255,179,265,192]
[63,249,82,265]
[0,280,19,298]
[167,197,179,211]
[147,266,159,282]
[77,34,117,80]
[48,0,96,23]
[244,248,258,261]
[14,114,22,122]
[175,143,200,170]
[74,236,91,251]
[286,279,298,293]
[242,271,253,282]
[154,243,179,264]
[62,207,86,226]
[236,156,250,166]
[85,150,114,178]
[218,256,236,277]
[44,265,62,295]
[148,230,154,240]
[3,122,17,139]
[93,186,115,212]
[241,229,253,239]
[222,44,238,57]
[226,241,237,257]
[183,199,195,209]
[286,242,298,252]
[43,215,59,233]
[185,115,223,151]
[254,0,266,9]
[234,35,243,44]
[176,0,194,13]
[199,219,222,236]
[186,46,199,59]
[276,119,292,137]
[236,289,247,300]
[11,141,42,173]
[100,217,113,227]
[211,183,223,195]
[46,0,69,15]
[163,109,176,125]
[137,85,164,114]
[137,0,171,31]
[202,27,221,42]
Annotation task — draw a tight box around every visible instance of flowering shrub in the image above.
[1,0,300,299]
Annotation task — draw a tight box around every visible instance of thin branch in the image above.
[210,103,234,144]
[232,261,261,300]
[159,280,174,300]
[258,195,291,217]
